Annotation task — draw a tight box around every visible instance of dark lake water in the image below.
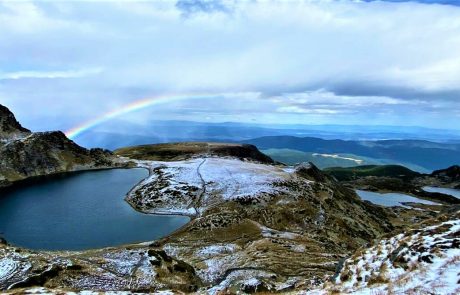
[356,190,439,207]
[0,169,189,251]
[422,186,460,199]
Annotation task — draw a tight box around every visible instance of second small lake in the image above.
[356,190,439,208]
[0,169,190,251]
[422,186,460,199]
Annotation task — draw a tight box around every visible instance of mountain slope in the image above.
[320,210,460,294]
[324,165,421,181]
[432,165,460,185]
[0,104,126,188]
[0,154,407,293]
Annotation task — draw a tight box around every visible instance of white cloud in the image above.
[0,0,459,131]
[272,90,419,106]
[384,58,460,91]
[0,68,103,80]
[277,106,342,114]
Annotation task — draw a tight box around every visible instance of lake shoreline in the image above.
[0,168,189,251]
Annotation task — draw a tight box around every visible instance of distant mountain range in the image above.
[72,120,460,150]
[71,120,460,172]
[243,136,460,172]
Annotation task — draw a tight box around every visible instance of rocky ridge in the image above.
[0,104,127,188]
[431,165,460,188]
[0,105,31,141]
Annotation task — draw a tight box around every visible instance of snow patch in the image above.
[330,218,460,294]
[196,244,238,259]
[129,157,296,215]
[0,258,16,281]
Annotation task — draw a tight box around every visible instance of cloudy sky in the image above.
[1,0,460,133]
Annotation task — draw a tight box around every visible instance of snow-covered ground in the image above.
[0,258,17,282]
[312,153,364,164]
[318,217,460,295]
[196,158,292,200]
[2,287,175,295]
[127,157,296,216]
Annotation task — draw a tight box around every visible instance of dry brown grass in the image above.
[442,255,460,267]
[367,274,389,285]
[328,288,342,294]
[431,280,449,290]
[379,261,389,274]
[393,273,411,288]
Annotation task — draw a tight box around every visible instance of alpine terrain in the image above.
[0,104,459,294]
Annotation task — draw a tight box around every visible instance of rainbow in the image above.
[65,94,215,139]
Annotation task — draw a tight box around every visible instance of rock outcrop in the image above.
[432,165,460,186]
[0,105,31,141]
[0,104,126,188]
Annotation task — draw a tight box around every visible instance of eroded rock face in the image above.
[0,105,31,141]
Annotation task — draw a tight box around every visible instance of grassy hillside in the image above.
[324,165,421,181]
[115,142,274,163]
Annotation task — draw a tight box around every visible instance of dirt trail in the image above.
[194,158,207,216]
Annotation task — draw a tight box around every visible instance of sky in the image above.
[0,0,460,134]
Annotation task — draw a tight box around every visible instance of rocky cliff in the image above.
[0,105,31,141]
[0,104,126,188]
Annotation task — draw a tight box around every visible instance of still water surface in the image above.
[422,186,460,199]
[356,190,439,207]
[0,169,189,251]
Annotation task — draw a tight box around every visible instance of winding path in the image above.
[194,158,207,216]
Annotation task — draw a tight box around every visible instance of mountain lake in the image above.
[0,169,189,251]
